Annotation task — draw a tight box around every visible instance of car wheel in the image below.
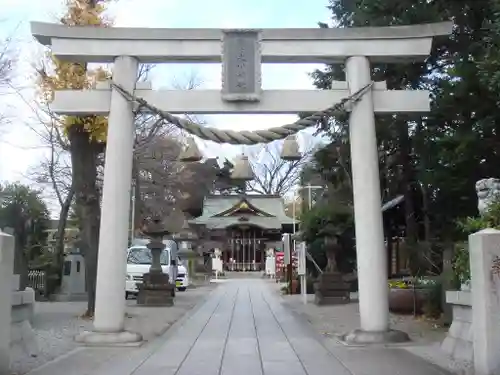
[125,292,130,299]
[177,287,187,292]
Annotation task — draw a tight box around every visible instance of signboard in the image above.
[297,241,306,276]
[212,258,223,273]
[265,254,276,277]
[283,234,291,264]
[275,251,298,278]
[221,30,262,102]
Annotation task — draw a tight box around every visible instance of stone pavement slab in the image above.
[132,279,352,375]
[13,285,216,375]
[25,279,454,375]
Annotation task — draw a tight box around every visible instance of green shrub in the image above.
[422,277,443,319]
[452,196,500,283]
[452,242,470,284]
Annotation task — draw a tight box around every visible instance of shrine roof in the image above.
[189,194,295,229]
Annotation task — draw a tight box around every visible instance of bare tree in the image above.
[0,22,18,128]
[131,70,214,231]
[132,136,221,231]
[245,138,315,196]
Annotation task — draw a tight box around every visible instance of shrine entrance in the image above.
[226,225,265,271]
[31,20,452,344]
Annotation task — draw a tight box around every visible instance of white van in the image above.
[125,240,189,298]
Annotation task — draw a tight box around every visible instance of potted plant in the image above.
[388,277,436,315]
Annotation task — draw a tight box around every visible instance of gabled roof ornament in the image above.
[280,134,302,161]
[230,154,254,181]
[178,137,202,162]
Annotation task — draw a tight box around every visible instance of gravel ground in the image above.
[275,282,472,374]
[280,291,447,344]
[10,284,217,375]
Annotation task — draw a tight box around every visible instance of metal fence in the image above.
[27,268,48,298]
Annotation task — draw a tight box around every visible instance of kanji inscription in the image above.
[222,30,261,102]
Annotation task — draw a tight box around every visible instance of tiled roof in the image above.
[189,194,296,229]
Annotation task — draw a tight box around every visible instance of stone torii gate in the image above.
[31,21,452,345]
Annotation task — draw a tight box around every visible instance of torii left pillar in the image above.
[75,56,143,345]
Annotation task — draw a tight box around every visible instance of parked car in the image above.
[125,242,189,299]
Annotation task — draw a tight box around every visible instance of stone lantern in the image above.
[172,219,200,284]
[136,215,175,306]
[314,235,350,306]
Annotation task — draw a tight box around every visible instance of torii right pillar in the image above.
[343,52,451,343]
[343,56,406,344]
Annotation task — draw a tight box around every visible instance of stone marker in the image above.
[469,229,500,375]
[0,229,15,375]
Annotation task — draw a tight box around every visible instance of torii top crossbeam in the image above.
[30,21,452,116]
[31,21,452,64]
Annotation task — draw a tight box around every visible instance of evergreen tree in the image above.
[309,0,500,243]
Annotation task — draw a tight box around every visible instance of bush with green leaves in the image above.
[300,199,356,275]
[453,195,500,284]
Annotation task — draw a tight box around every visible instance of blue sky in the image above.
[0,0,331,190]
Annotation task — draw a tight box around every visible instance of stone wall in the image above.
[0,230,15,374]
[0,231,39,374]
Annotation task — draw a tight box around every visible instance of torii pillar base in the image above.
[75,330,143,347]
[339,329,410,346]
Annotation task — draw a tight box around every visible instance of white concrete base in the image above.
[74,330,143,347]
[340,329,410,346]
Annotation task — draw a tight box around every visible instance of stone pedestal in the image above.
[136,272,174,306]
[0,230,15,374]
[469,229,500,375]
[441,290,473,363]
[314,272,350,305]
[53,252,87,302]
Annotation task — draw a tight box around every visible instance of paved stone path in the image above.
[26,279,451,375]
[131,279,352,375]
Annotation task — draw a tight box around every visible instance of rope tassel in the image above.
[110,82,374,145]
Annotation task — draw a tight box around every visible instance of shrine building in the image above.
[189,194,296,271]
